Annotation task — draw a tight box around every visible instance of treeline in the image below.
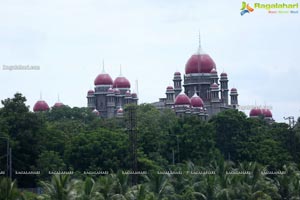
[0,93,300,192]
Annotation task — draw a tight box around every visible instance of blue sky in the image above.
[0,0,299,122]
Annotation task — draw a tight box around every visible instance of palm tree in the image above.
[39,174,79,200]
[125,184,155,200]
[275,164,300,199]
[144,172,175,200]
[96,174,116,200]
[77,177,103,200]
[0,178,20,200]
[110,171,130,199]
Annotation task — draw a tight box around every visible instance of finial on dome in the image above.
[119,64,122,76]
[197,31,202,54]
[40,91,42,100]
[57,93,60,102]
[102,60,105,73]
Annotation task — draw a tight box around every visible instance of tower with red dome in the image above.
[153,36,239,118]
[87,64,138,118]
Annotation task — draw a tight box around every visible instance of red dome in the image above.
[114,88,120,94]
[210,68,217,74]
[262,109,272,118]
[87,90,94,95]
[191,94,204,107]
[53,102,64,108]
[125,90,131,97]
[166,86,174,90]
[174,71,181,76]
[249,108,263,117]
[131,93,137,98]
[211,83,218,88]
[220,72,228,77]
[231,88,237,93]
[185,54,216,74]
[94,73,113,85]
[33,100,50,112]
[113,76,131,88]
[175,93,191,105]
[107,88,114,93]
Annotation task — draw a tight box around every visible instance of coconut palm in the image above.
[77,177,103,200]
[39,174,79,200]
[0,178,20,200]
[275,164,300,199]
[96,174,117,200]
[144,172,175,200]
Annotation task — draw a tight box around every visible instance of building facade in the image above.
[86,68,138,118]
[152,41,239,119]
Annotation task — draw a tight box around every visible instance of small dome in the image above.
[92,109,100,116]
[94,73,113,85]
[131,93,138,98]
[53,102,64,108]
[87,90,94,95]
[107,87,114,93]
[210,68,217,74]
[113,76,131,88]
[211,83,218,88]
[166,86,174,90]
[185,53,216,74]
[114,88,120,94]
[249,108,263,117]
[262,109,272,118]
[33,100,50,112]
[231,88,237,93]
[220,72,228,77]
[190,93,204,107]
[174,71,181,76]
[125,90,131,97]
[175,93,191,105]
[117,107,124,113]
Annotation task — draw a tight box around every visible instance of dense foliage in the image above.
[0,93,300,199]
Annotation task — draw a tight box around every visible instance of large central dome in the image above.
[185,53,216,74]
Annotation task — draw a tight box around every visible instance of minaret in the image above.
[230,88,238,108]
[210,68,219,84]
[210,82,221,116]
[220,72,229,105]
[210,83,219,102]
[124,90,133,105]
[173,71,182,97]
[165,86,175,108]
[131,93,138,105]
[87,89,95,109]
[94,60,113,118]
[106,87,115,118]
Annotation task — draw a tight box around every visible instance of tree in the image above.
[0,93,46,187]
[210,109,248,161]
[36,151,67,181]
[64,129,129,172]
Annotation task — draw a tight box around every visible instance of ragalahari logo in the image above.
[240,2,254,15]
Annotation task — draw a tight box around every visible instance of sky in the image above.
[0,0,299,122]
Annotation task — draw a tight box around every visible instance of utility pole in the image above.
[284,116,296,159]
[9,148,12,180]
[125,105,138,185]
[284,116,295,128]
